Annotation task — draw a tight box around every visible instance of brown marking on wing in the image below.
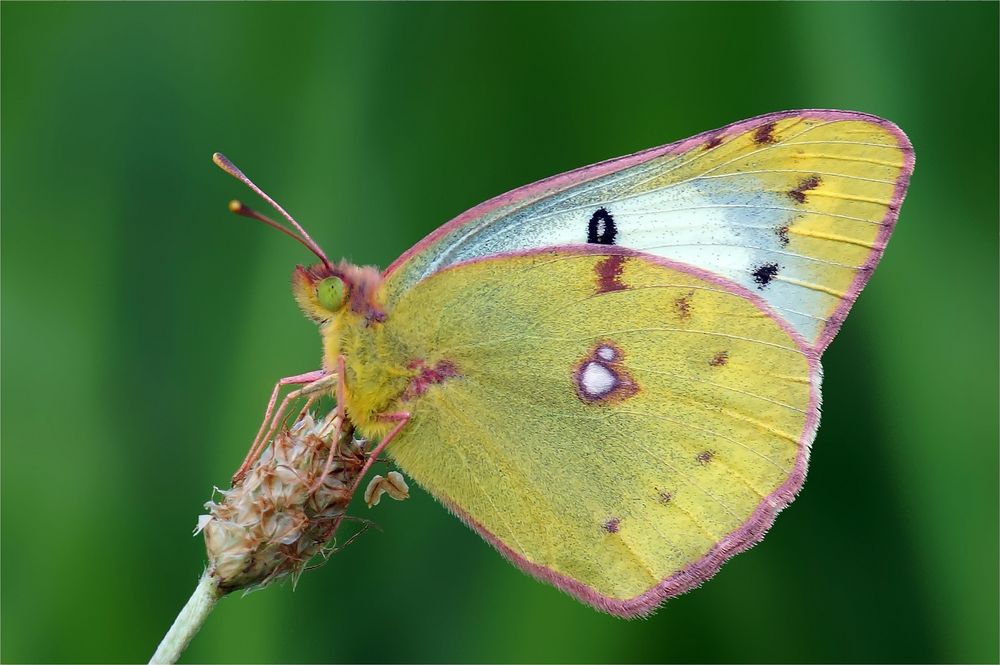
[595,255,628,293]
[788,175,822,203]
[753,122,776,144]
[709,351,729,367]
[674,290,694,320]
[402,359,460,401]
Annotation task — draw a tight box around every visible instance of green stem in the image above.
[149,571,223,664]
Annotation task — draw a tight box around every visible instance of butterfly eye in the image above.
[316,276,346,311]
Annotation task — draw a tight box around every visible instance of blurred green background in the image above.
[2,2,997,663]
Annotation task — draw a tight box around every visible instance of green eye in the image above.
[316,277,346,311]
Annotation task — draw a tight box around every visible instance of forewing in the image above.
[382,247,820,617]
[384,110,913,352]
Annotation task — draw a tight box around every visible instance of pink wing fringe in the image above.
[384,110,913,616]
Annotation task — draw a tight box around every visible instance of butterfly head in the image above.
[292,261,386,325]
[211,152,388,325]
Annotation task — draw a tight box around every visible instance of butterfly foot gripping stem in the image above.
[232,369,337,485]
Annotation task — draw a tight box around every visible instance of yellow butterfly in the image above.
[214,109,913,617]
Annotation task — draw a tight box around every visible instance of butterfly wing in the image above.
[378,247,819,617]
[383,110,913,352]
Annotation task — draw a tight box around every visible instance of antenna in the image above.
[212,153,334,271]
[226,199,328,258]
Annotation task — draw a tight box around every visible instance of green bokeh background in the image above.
[2,3,997,663]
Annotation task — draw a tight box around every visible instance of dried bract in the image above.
[364,471,410,507]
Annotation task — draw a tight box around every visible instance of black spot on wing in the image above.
[587,207,617,245]
[751,262,779,289]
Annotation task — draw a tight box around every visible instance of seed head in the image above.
[196,413,365,592]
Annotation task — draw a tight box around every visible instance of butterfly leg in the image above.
[335,354,348,422]
[233,370,336,484]
[250,370,328,454]
[326,411,410,535]
[312,356,350,490]
[308,356,408,502]
[348,412,411,496]
[313,356,394,491]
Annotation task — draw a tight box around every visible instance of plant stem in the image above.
[149,571,223,664]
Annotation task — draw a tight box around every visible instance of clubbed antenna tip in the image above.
[212,152,244,181]
[211,152,334,272]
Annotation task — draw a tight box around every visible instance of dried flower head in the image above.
[196,412,366,592]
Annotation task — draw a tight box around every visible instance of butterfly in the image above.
[213,109,913,617]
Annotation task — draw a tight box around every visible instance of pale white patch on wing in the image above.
[422,176,825,342]
[596,346,616,361]
[580,362,616,398]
